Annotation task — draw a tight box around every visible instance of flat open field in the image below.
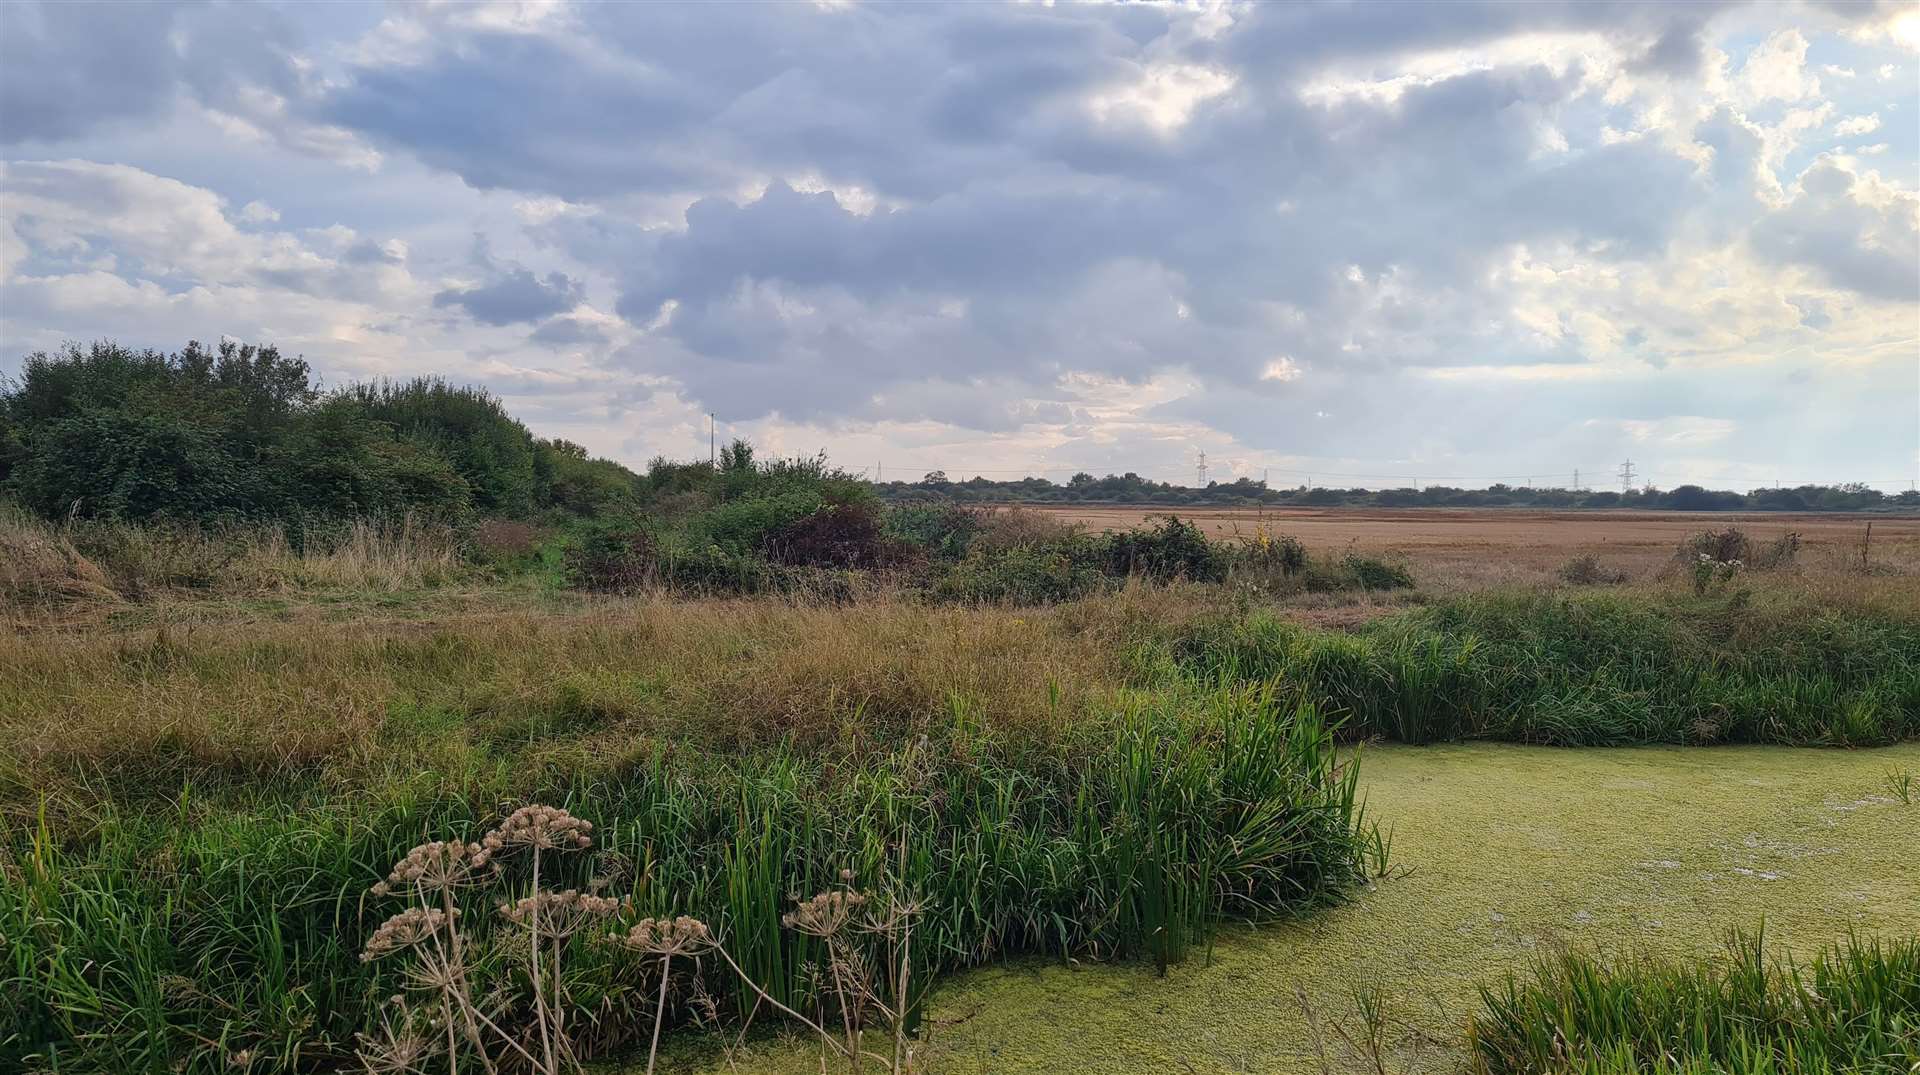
[1024,505,1920,581]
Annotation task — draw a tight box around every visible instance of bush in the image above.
[1234,530,1308,576]
[1752,530,1801,570]
[765,501,902,569]
[1680,527,1751,564]
[968,506,1083,553]
[882,501,979,559]
[1338,554,1414,591]
[563,519,659,593]
[1557,555,1628,585]
[1101,515,1225,582]
[932,541,1109,604]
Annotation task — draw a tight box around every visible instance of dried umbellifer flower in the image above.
[612,915,715,957]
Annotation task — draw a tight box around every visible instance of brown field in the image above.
[1020,504,1920,587]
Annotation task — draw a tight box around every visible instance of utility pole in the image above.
[708,413,716,467]
[1618,459,1635,493]
[1196,450,1209,488]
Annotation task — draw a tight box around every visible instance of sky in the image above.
[1,0,1917,491]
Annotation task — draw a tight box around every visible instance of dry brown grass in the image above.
[0,510,468,622]
[0,588,1227,814]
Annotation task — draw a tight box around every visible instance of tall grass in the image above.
[1,690,1373,1073]
[1468,929,1920,1073]
[1175,590,1920,746]
[0,506,467,611]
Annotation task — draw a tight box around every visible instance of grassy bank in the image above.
[3,580,1915,1072]
[1,685,1377,1073]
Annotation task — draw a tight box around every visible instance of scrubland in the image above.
[4,502,1918,1074]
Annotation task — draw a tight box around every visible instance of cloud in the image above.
[2,0,1916,483]
[1834,112,1882,136]
[1751,157,1920,301]
[435,267,583,325]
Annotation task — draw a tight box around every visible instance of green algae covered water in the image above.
[694,742,1920,1074]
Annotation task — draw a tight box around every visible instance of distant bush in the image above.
[1557,555,1629,586]
[1101,515,1225,582]
[764,501,902,569]
[1679,527,1751,564]
[968,505,1083,553]
[882,501,979,560]
[1338,554,1414,591]
[1752,530,1801,570]
[932,541,1108,604]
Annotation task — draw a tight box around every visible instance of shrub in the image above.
[932,541,1108,604]
[1557,555,1628,585]
[1680,527,1751,564]
[1236,530,1308,576]
[1338,554,1414,591]
[882,500,979,559]
[1752,530,1801,570]
[968,506,1083,553]
[562,519,659,593]
[765,501,901,569]
[1101,515,1225,582]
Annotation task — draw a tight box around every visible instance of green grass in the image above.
[5,583,1916,1072]
[1469,929,1920,1074]
[0,689,1374,1074]
[1172,589,1920,746]
[718,742,1919,1074]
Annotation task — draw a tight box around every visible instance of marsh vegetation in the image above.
[3,344,1916,1073]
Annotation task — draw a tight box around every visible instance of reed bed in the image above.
[1,689,1375,1073]
[1177,590,1920,746]
[1468,929,1920,1073]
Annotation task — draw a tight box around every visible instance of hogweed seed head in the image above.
[482,804,594,852]
[496,889,627,937]
[612,915,714,957]
[371,840,494,896]
[783,890,867,937]
[361,907,453,962]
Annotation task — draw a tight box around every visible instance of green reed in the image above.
[1174,590,1920,746]
[1468,928,1920,1074]
[1,687,1372,1073]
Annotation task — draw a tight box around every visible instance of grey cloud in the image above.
[530,315,610,349]
[1752,159,1920,301]
[436,267,583,325]
[1,0,310,146]
[344,239,404,265]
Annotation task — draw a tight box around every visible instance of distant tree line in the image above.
[5,340,1910,536]
[0,340,644,530]
[876,471,1916,513]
